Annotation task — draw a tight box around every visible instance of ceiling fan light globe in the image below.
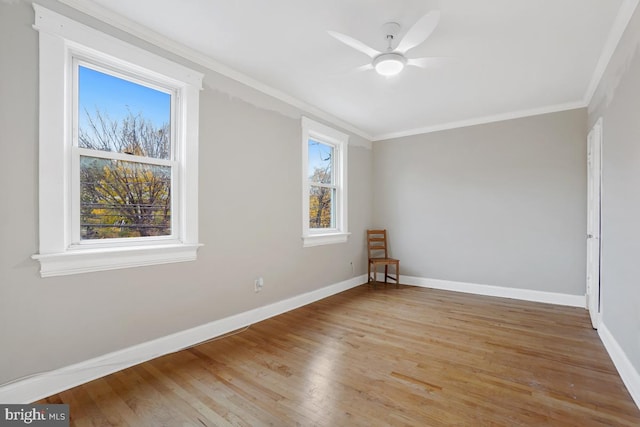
[373,53,407,76]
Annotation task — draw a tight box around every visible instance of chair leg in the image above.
[369,263,402,289]
[384,265,388,287]
[372,264,377,289]
[369,263,377,289]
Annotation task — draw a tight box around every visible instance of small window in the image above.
[32,6,203,277]
[301,117,350,247]
[308,139,336,229]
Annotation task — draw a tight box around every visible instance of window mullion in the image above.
[76,147,174,167]
[308,182,336,190]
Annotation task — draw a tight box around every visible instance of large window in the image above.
[32,6,203,277]
[75,63,180,244]
[76,64,175,242]
[301,117,350,247]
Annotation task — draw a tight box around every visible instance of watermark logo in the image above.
[0,405,68,427]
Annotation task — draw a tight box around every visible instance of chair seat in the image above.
[370,257,399,264]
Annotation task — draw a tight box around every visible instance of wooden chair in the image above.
[367,229,400,288]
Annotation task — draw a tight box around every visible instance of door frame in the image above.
[586,117,603,329]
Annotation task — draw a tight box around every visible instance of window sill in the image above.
[302,232,351,248]
[32,243,203,277]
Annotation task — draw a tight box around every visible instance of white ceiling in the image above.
[64,0,632,140]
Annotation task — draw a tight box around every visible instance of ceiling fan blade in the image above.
[395,11,441,54]
[355,63,374,72]
[329,63,373,78]
[406,57,447,68]
[328,30,381,58]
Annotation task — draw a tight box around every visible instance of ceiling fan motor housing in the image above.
[373,52,407,76]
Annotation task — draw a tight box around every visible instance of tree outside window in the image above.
[77,65,174,241]
[301,117,349,247]
[308,140,335,229]
[33,5,203,276]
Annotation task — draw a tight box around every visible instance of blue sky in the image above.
[308,139,333,181]
[78,66,170,130]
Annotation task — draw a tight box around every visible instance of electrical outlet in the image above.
[254,277,264,293]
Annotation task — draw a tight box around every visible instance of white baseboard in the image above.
[403,275,586,308]
[0,274,366,404]
[598,323,640,409]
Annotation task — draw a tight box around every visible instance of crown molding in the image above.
[372,100,587,141]
[56,0,373,141]
[56,0,638,143]
[583,0,640,105]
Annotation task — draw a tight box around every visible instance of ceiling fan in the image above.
[328,10,441,77]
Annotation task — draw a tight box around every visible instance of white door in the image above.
[586,118,602,329]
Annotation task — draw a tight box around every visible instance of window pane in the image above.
[80,156,171,239]
[308,139,333,184]
[78,66,171,160]
[309,185,335,229]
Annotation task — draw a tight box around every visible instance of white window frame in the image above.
[71,59,179,246]
[301,117,350,247]
[31,5,203,277]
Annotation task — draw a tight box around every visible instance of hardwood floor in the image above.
[39,285,640,426]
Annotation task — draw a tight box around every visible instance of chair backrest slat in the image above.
[367,229,389,259]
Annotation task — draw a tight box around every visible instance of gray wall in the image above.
[4,0,632,395]
[373,109,587,295]
[0,1,372,386]
[589,4,640,375]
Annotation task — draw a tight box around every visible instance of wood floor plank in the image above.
[38,285,640,426]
